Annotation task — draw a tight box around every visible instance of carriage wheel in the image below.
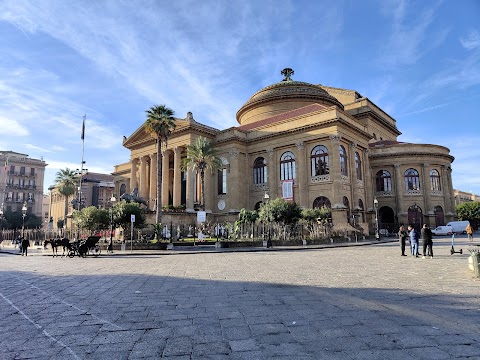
[92,246,101,257]
[80,250,87,258]
[68,250,75,258]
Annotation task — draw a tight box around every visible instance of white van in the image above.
[431,225,453,236]
[445,221,470,234]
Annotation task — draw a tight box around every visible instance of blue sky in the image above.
[0,0,479,195]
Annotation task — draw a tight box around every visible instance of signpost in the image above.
[130,214,135,252]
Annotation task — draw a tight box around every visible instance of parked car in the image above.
[431,225,453,236]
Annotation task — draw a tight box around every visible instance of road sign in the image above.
[131,214,135,223]
[197,211,206,223]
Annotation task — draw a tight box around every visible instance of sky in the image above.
[0,0,479,195]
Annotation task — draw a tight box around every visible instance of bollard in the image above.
[473,253,480,278]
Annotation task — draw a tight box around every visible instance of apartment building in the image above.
[0,151,47,218]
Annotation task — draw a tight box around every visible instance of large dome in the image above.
[236,69,344,126]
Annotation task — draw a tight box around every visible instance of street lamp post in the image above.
[263,191,271,247]
[21,202,27,239]
[373,197,380,240]
[0,203,4,241]
[109,195,116,253]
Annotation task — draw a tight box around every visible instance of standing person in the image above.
[398,225,408,256]
[21,237,29,256]
[421,224,433,258]
[408,225,419,257]
[466,224,474,242]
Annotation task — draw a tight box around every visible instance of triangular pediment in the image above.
[122,113,220,149]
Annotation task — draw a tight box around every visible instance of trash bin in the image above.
[472,253,480,278]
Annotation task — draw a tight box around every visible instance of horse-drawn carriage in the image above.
[44,236,102,258]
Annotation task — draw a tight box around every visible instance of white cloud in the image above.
[460,30,480,50]
[378,1,446,68]
[0,115,29,136]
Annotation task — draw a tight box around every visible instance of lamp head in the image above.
[373,197,378,206]
[22,202,27,213]
[110,195,116,203]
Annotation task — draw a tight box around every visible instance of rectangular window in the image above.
[217,168,227,195]
[20,166,25,175]
[30,168,35,176]
[9,165,14,174]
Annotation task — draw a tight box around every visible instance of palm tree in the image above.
[55,168,77,231]
[144,105,176,225]
[181,136,223,211]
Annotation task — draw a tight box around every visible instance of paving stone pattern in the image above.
[1,238,479,359]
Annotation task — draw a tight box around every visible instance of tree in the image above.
[115,200,146,239]
[300,207,331,239]
[144,105,177,226]
[180,136,223,211]
[456,201,480,228]
[257,197,302,226]
[55,168,77,231]
[73,206,109,235]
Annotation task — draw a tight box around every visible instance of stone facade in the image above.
[0,151,46,218]
[113,70,456,234]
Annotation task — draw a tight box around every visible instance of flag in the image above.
[3,157,7,172]
[81,115,86,140]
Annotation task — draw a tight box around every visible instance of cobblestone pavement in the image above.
[1,236,479,359]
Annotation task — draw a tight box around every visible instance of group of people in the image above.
[397,224,433,258]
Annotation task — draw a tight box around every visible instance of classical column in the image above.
[186,167,195,212]
[139,156,148,200]
[228,149,241,211]
[349,142,358,211]
[295,141,307,208]
[266,147,276,198]
[204,167,213,212]
[130,158,138,192]
[393,164,404,224]
[421,164,432,216]
[173,147,182,207]
[149,153,157,210]
[329,134,342,206]
[161,150,170,208]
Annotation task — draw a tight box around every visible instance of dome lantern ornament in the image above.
[281,68,294,81]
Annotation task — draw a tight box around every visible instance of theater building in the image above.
[113,69,455,233]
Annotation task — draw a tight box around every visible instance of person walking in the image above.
[408,225,419,257]
[421,224,433,258]
[21,237,29,256]
[398,225,408,256]
[466,224,474,242]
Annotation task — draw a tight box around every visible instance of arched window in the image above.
[280,151,296,180]
[120,184,126,196]
[405,168,420,191]
[430,169,441,191]
[313,196,331,209]
[311,145,329,176]
[355,152,362,180]
[218,157,228,195]
[339,145,348,176]
[253,157,267,185]
[375,170,392,192]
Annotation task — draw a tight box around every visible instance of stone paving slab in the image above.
[0,236,479,359]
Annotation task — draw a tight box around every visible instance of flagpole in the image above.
[77,115,86,240]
